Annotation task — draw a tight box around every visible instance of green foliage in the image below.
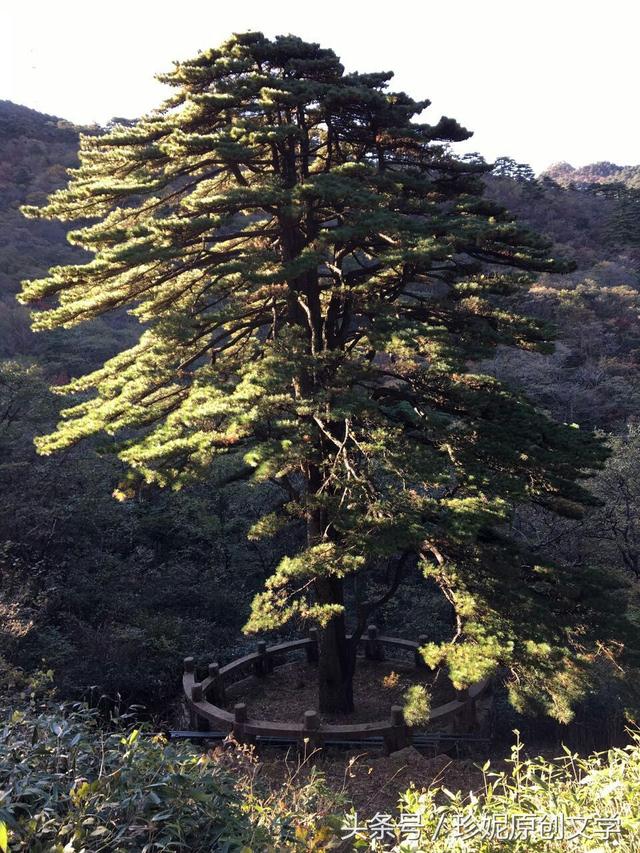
[3,668,640,853]
[402,684,431,727]
[348,732,640,850]
[245,544,364,632]
[0,358,294,708]
[0,684,342,852]
[0,102,136,374]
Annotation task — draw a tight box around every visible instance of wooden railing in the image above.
[182,626,490,754]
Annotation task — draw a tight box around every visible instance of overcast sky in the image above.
[3,0,639,174]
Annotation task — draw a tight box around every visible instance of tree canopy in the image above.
[20,32,634,715]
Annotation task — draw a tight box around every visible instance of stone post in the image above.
[453,687,476,733]
[415,635,428,669]
[208,662,226,705]
[305,628,319,664]
[233,702,251,743]
[185,658,195,726]
[190,682,208,731]
[384,704,409,754]
[302,709,322,751]
[365,624,384,661]
[254,640,270,677]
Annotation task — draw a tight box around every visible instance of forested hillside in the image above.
[542,159,640,189]
[1,100,639,734]
[485,157,640,427]
[0,103,290,706]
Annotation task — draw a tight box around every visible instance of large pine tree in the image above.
[20,33,632,715]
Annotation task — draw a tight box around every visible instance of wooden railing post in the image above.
[453,687,476,733]
[384,705,409,754]
[254,640,270,677]
[305,628,319,664]
[208,662,226,705]
[415,635,428,669]
[190,682,208,731]
[302,709,322,751]
[233,702,251,743]
[365,624,384,661]
[185,658,196,727]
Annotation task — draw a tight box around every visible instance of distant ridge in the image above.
[542,160,640,189]
[0,99,83,142]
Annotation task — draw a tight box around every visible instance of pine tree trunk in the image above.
[315,575,356,714]
[307,469,356,715]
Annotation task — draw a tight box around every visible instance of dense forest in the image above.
[0,99,290,706]
[1,34,640,847]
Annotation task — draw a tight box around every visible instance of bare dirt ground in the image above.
[224,657,456,725]
[266,744,485,812]
[209,739,488,817]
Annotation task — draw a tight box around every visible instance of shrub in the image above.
[345,731,640,851]
[0,683,342,851]
[402,685,431,727]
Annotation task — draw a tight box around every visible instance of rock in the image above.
[386,745,425,765]
[371,746,453,777]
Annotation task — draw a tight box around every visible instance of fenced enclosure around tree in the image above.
[183,627,491,754]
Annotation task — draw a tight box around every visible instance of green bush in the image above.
[346,731,640,851]
[0,679,342,852]
[4,664,640,852]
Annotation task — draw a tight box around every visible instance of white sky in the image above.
[2,0,639,174]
